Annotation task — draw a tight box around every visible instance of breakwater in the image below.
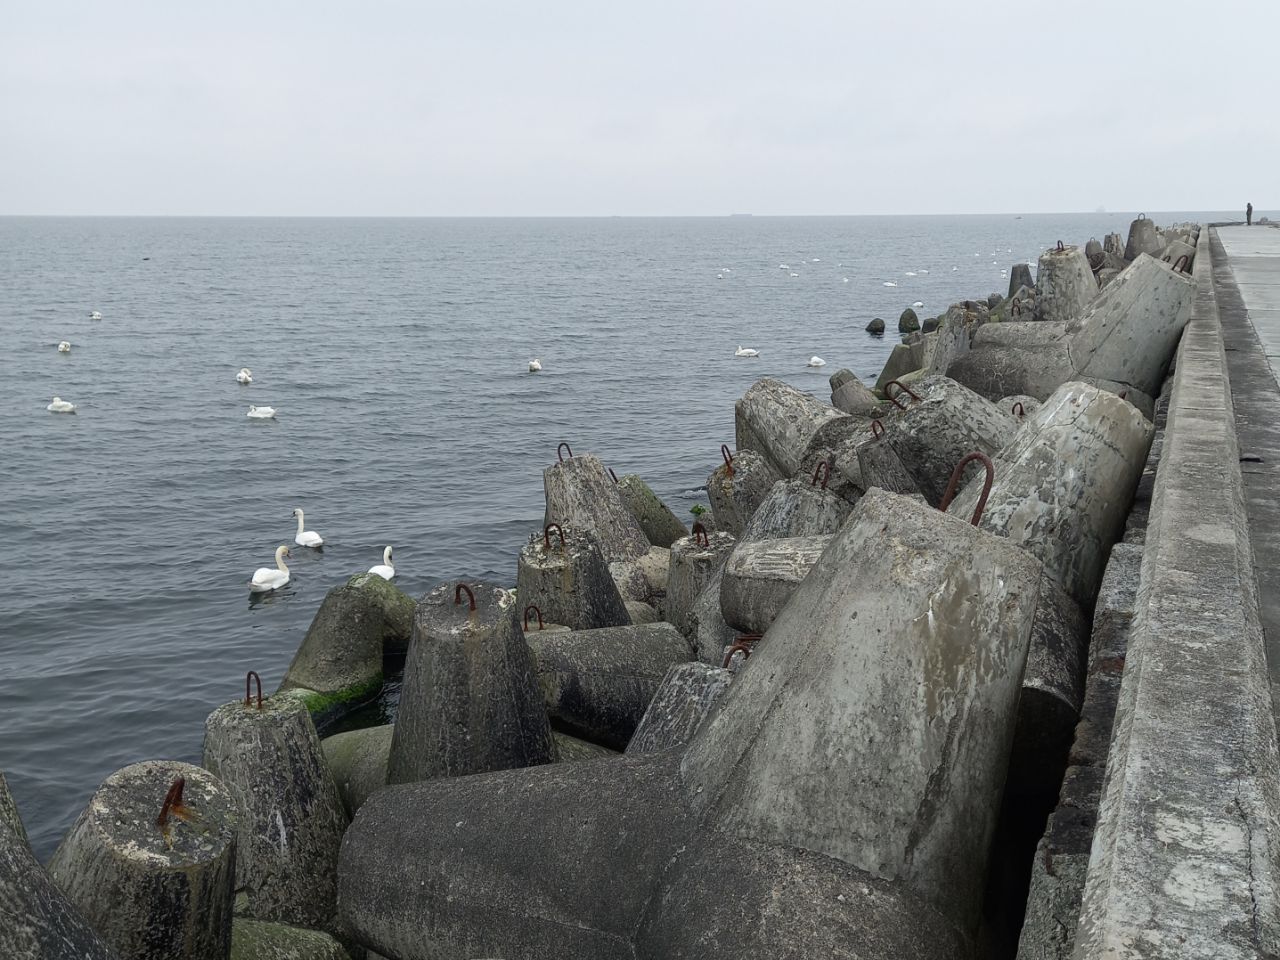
[5,217,1272,960]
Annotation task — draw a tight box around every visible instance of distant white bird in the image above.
[47,396,76,413]
[247,405,276,419]
[57,341,71,353]
[89,310,102,320]
[236,368,253,384]
[905,271,917,277]
[528,359,542,372]
[807,356,826,367]
[369,545,396,580]
[912,301,924,308]
[952,266,959,271]
[883,281,898,287]
[248,545,291,593]
[717,273,724,280]
[919,269,930,275]
[842,277,850,283]
[735,346,759,358]
[778,263,790,270]
[812,258,821,262]
[789,272,799,277]
[291,508,323,548]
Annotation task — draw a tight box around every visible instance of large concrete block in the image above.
[616,473,688,548]
[735,377,859,478]
[665,526,735,639]
[516,525,630,632]
[740,475,853,540]
[706,448,781,537]
[855,425,920,495]
[543,453,649,564]
[830,368,883,415]
[874,342,924,395]
[1122,215,1160,261]
[719,535,831,635]
[0,771,25,844]
[386,581,556,785]
[625,661,733,755]
[1035,243,1097,323]
[689,564,739,666]
[322,724,392,819]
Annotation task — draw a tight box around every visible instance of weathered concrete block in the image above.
[231,918,352,960]
[608,543,669,605]
[945,326,1074,402]
[740,475,853,540]
[874,342,924,394]
[665,526,735,639]
[689,564,738,666]
[322,725,392,819]
[1122,214,1160,260]
[623,599,659,624]
[203,695,348,931]
[527,622,693,750]
[735,377,855,478]
[516,525,630,631]
[625,661,733,755]
[706,448,781,537]
[387,580,556,784]
[1103,232,1125,259]
[1157,237,1195,272]
[543,453,649,564]
[830,368,882,415]
[616,473,688,548]
[719,535,831,634]
[0,771,25,844]
[1008,262,1034,298]
[1001,394,1042,419]
[552,730,619,762]
[49,760,237,960]
[1035,244,1096,323]
[855,427,920,496]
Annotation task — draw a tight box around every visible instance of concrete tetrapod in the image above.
[337,489,1041,957]
[203,686,348,932]
[0,770,25,843]
[1008,262,1034,298]
[664,524,735,640]
[1123,214,1161,261]
[1035,243,1097,323]
[719,535,831,635]
[47,760,237,960]
[688,564,739,666]
[516,524,631,631]
[829,368,882,415]
[231,918,351,960]
[386,581,556,784]
[542,451,649,565]
[322,724,393,819]
[625,661,733,755]
[615,473,688,547]
[855,418,920,495]
[526,622,694,749]
[945,382,1154,608]
[734,377,859,478]
[739,473,853,540]
[706,447,781,537]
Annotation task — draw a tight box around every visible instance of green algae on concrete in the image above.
[232,918,351,960]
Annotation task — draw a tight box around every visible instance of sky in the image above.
[0,0,1272,216]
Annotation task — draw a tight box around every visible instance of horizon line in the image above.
[0,209,1232,220]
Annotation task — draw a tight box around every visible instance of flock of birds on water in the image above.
[248,508,396,594]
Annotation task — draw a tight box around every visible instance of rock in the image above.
[1123,214,1161,260]
[516,525,631,632]
[231,918,352,960]
[665,527,735,639]
[616,474,688,548]
[387,580,556,785]
[1035,243,1096,323]
[279,573,416,712]
[543,453,649,565]
[527,622,693,749]
[48,760,237,960]
[898,307,920,333]
[1008,262,1034,298]
[321,725,392,819]
[203,694,347,930]
[829,369,882,415]
[866,317,886,334]
[719,535,831,634]
[706,449,781,538]
[625,662,734,755]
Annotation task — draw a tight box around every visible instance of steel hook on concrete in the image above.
[722,642,754,668]
[721,444,735,477]
[692,521,709,548]
[1056,240,1065,252]
[454,583,476,611]
[556,442,573,463]
[244,670,263,710]
[871,419,885,439]
[543,522,565,549]
[938,451,995,526]
[523,605,544,631]
[1011,401,1025,418]
[811,460,831,489]
[608,467,619,483]
[156,777,187,829]
[1173,255,1190,274]
[884,380,921,411]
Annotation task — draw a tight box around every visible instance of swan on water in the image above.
[248,545,291,593]
[716,273,724,280]
[247,405,276,419]
[905,271,916,277]
[812,258,821,262]
[236,368,253,384]
[735,346,759,358]
[528,359,542,372]
[789,272,799,277]
[807,356,826,367]
[89,310,102,320]
[882,281,898,287]
[57,341,71,353]
[778,264,789,270]
[919,269,930,274]
[912,301,924,308]
[291,508,323,548]
[369,546,396,580]
[47,396,76,413]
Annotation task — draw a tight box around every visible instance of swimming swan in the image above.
[369,546,395,580]
[89,310,102,320]
[249,545,291,592]
[807,356,826,367]
[236,368,253,384]
[734,346,759,358]
[528,359,542,372]
[292,508,323,548]
[57,341,71,353]
[247,405,276,419]
[47,396,76,413]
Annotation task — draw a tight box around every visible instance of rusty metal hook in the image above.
[244,670,263,709]
[811,460,831,489]
[1011,298,1023,317]
[156,777,186,828]
[1056,240,1065,252]
[720,444,735,477]
[608,467,619,483]
[556,442,573,463]
[871,419,885,439]
[454,583,476,611]
[938,452,995,526]
[722,642,753,668]
[523,605,543,631]
[543,522,565,549]
[884,380,921,411]
[1173,255,1190,273]
[1011,401,1025,418]
[692,521,709,548]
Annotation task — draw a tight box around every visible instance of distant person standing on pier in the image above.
[1247,202,1253,226]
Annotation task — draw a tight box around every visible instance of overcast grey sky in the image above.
[1,0,1271,216]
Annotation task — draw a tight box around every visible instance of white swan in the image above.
[369,546,395,580]
[882,281,898,287]
[89,310,102,320]
[236,368,253,384]
[57,341,71,353]
[47,396,76,413]
[919,269,930,275]
[734,346,759,358]
[528,359,542,372]
[842,277,850,283]
[247,405,276,419]
[292,508,323,548]
[789,272,799,277]
[807,356,826,367]
[912,300,924,308]
[778,264,789,270]
[248,545,291,592]
[905,271,917,277]
[716,273,724,280]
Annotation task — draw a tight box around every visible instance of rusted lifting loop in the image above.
[523,605,544,631]
[692,521,709,548]
[1011,298,1023,317]
[1011,401,1025,418]
[1056,240,1065,252]
[811,460,831,489]
[156,777,187,828]
[721,444,735,477]
[722,642,754,668]
[1089,252,1105,272]
[608,467,619,483]
[454,583,476,611]
[871,419,885,439]
[1173,255,1190,274]
[543,522,565,548]
[938,452,995,526]
[556,442,573,463]
[884,380,921,411]
[244,670,263,709]
[1138,213,1146,220]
